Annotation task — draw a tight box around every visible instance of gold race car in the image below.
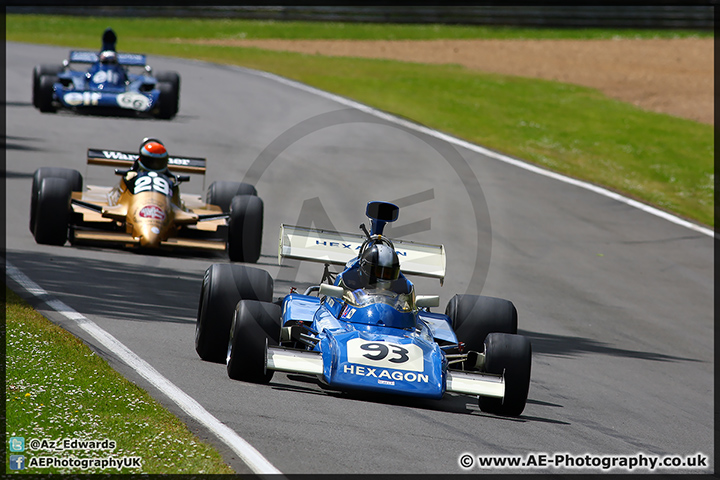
[29,142,263,262]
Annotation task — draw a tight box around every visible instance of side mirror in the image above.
[416,295,440,308]
[319,284,344,299]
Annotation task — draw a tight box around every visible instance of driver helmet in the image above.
[359,234,395,256]
[138,140,169,172]
[359,241,400,289]
[99,50,117,65]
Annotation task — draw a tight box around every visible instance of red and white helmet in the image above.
[138,140,168,172]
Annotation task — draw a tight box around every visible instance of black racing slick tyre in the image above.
[33,64,63,108]
[37,75,58,113]
[228,195,264,263]
[227,300,281,383]
[156,82,178,119]
[30,167,83,234]
[478,333,532,417]
[195,263,274,363]
[155,71,180,95]
[446,294,517,356]
[206,181,258,213]
[32,177,72,246]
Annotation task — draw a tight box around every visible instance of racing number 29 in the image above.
[135,176,171,196]
[360,342,409,364]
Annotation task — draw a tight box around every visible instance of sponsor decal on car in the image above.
[91,70,122,84]
[138,205,166,221]
[342,364,430,384]
[63,92,101,106]
[116,92,150,111]
[103,151,137,161]
[168,158,192,166]
[314,239,408,256]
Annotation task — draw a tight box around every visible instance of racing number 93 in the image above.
[361,343,409,363]
[346,338,424,372]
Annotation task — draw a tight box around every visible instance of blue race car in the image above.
[195,201,532,416]
[32,28,180,119]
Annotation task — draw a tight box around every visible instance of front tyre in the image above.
[195,263,274,363]
[228,195,264,263]
[227,300,281,383]
[478,333,532,416]
[32,177,71,245]
[33,64,63,108]
[37,75,58,113]
[30,167,83,234]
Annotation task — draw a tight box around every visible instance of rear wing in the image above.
[279,224,446,283]
[69,51,147,67]
[87,148,207,174]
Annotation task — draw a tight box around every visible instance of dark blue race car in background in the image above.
[196,201,533,416]
[32,28,180,119]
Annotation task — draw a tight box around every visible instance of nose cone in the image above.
[132,199,170,249]
[136,223,162,248]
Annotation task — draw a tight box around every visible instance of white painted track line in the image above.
[6,262,283,476]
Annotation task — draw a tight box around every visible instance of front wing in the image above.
[54,87,158,114]
[69,188,227,251]
[266,346,505,399]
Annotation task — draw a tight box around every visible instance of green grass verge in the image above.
[6,14,713,228]
[5,287,234,474]
[6,14,712,41]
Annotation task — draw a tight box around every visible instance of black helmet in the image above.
[138,140,168,172]
[359,241,400,285]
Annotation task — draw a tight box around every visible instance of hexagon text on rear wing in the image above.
[278,224,446,283]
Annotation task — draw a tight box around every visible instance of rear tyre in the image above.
[446,294,517,356]
[32,178,71,245]
[206,181,257,213]
[37,75,58,113]
[227,300,281,383]
[30,167,83,234]
[478,333,532,417]
[33,64,62,108]
[156,82,178,119]
[228,195,263,263]
[195,263,274,363]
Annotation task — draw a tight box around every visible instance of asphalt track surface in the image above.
[5,42,714,474]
